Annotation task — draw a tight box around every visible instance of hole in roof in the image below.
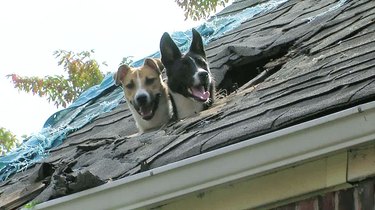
[217,46,289,94]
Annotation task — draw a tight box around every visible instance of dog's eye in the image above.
[125,82,134,89]
[145,77,155,85]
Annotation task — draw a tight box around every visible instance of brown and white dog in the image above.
[114,58,172,133]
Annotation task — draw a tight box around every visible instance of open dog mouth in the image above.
[137,104,155,120]
[188,85,210,102]
[134,93,160,120]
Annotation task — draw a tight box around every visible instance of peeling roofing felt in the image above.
[1,0,375,208]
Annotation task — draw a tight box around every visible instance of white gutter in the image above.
[35,101,375,210]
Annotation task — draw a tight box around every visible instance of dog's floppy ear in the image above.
[155,58,165,71]
[114,65,130,86]
[190,28,206,58]
[144,58,164,74]
[160,32,182,66]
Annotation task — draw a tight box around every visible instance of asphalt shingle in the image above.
[1,0,375,208]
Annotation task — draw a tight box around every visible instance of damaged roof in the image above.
[1,0,375,208]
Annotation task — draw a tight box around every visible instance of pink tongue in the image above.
[191,86,210,101]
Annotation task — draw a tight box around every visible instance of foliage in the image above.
[119,56,134,66]
[24,201,40,209]
[7,50,105,108]
[0,127,18,155]
[176,0,230,20]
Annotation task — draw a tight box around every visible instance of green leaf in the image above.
[24,200,40,208]
[0,127,18,155]
[176,0,229,20]
[7,49,106,108]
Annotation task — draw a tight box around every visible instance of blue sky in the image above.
[0,0,209,138]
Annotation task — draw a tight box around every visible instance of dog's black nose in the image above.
[136,94,148,105]
[198,71,209,81]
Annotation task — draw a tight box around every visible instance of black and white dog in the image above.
[160,29,214,119]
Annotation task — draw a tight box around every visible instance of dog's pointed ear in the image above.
[160,32,182,66]
[114,65,130,86]
[190,28,206,58]
[144,58,164,74]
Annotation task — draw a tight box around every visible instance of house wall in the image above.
[145,143,375,210]
[272,144,375,210]
[272,179,374,210]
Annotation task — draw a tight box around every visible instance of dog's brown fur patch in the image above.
[114,58,171,132]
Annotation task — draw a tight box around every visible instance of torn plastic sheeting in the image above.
[0,75,124,181]
[43,74,118,128]
[304,0,348,22]
[0,0,290,182]
[132,0,289,67]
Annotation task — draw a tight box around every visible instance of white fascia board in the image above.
[35,101,375,210]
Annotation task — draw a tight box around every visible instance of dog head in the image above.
[160,28,212,102]
[114,58,165,120]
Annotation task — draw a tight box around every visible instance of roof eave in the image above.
[34,101,375,210]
